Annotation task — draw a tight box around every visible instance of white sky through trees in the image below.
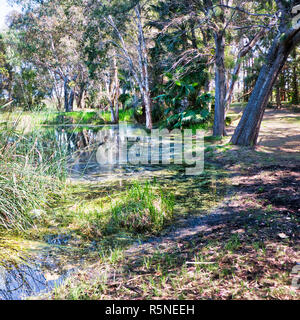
[0,0,20,30]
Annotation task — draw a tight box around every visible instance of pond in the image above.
[0,123,203,300]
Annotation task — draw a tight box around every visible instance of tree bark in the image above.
[225,29,266,113]
[231,27,300,146]
[276,80,281,109]
[64,75,77,112]
[291,48,299,104]
[213,31,226,137]
[135,4,153,129]
[64,77,70,112]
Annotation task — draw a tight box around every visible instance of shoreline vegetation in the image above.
[0,0,299,301]
[0,105,299,300]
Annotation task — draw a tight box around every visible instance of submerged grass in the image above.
[30,179,176,241]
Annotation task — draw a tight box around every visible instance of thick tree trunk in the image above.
[213,32,226,137]
[64,77,70,112]
[64,75,77,112]
[225,30,266,113]
[110,104,117,123]
[76,85,85,109]
[231,30,300,146]
[68,88,75,112]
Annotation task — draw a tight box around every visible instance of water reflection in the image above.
[56,123,172,181]
[0,260,68,300]
[0,123,202,299]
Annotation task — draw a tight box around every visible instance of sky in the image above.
[0,0,21,30]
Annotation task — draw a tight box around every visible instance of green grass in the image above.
[29,179,175,241]
[109,181,175,233]
[0,122,67,231]
[99,109,135,123]
[44,111,105,125]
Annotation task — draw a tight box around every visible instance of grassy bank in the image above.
[0,123,67,232]
[0,109,136,131]
[46,149,299,300]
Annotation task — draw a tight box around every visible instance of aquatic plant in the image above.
[0,122,66,231]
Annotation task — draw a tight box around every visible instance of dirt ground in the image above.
[228,107,300,158]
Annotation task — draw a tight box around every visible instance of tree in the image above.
[0,34,13,101]
[291,48,300,104]
[148,0,274,136]
[231,0,300,146]
[85,0,153,128]
[9,0,89,112]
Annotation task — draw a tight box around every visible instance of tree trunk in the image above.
[113,54,120,122]
[213,31,226,137]
[64,77,70,112]
[143,89,152,129]
[110,103,117,123]
[231,28,300,146]
[68,88,75,112]
[276,80,281,109]
[64,76,76,112]
[291,48,299,104]
[76,85,85,109]
[135,4,153,129]
[225,29,266,113]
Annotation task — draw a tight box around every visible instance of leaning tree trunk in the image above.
[231,28,300,146]
[213,32,226,137]
[225,29,266,113]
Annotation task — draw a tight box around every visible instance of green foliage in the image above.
[155,71,212,129]
[13,68,47,111]
[109,181,174,233]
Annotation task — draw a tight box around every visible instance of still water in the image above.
[0,123,200,300]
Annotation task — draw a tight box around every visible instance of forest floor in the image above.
[42,106,299,300]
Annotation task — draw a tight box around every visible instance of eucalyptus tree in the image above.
[0,34,13,100]
[9,0,89,112]
[85,0,154,128]
[148,1,274,136]
[231,0,300,146]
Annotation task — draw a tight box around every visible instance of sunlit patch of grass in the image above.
[44,111,105,125]
[31,179,175,239]
[99,109,135,123]
[109,181,175,233]
[0,237,30,266]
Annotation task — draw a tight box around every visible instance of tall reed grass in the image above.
[0,119,67,231]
